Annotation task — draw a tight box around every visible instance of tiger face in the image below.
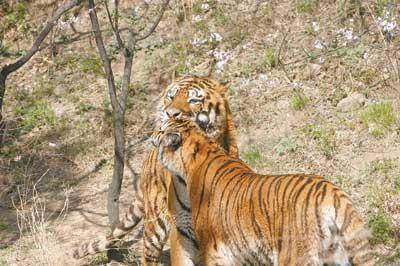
[151,118,217,178]
[156,77,228,140]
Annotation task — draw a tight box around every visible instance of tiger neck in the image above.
[184,145,231,199]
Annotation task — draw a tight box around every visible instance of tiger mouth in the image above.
[157,111,218,136]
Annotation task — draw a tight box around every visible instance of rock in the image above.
[308,63,321,77]
[337,92,366,112]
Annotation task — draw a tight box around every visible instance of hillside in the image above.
[1,0,399,265]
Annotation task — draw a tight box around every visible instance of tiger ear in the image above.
[164,132,182,150]
[215,81,230,95]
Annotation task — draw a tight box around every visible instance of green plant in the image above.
[0,221,9,231]
[34,79,57,99]
[297,0,318,14]
[58,141,90,157]
[80,55,104,76]
[77,103,95,115]
[375,0,392,16]
[368,211,395,245]
[333,46,366,65]
[355,68,378,85]
[371,159,396,176]
[2,1,28,30]
[303,24,314,36]
[214,7,231,26]
[290,92,309,110]
[338,0,363,20]
[88,252,108,265]
[395,175,400,192]
[335,175,352,190]
[275,136,298,155]
[0,246,13,266]
[0,43,10,57]
[54,53,79,70]
[193,20,209,33]
[303,124,336,159]
[384,248,400,264]
[169,42,191,75]
[14,100,57,131]
[361,102,396,130]
[243,147,262,167]
[264,47,277,68]
[229,24,249,46]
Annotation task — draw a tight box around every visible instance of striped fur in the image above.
[73,77,239,265]
[151,118,374,266]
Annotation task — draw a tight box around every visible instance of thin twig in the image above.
[136,0,170,41]
[88,0,119,111]
[104,0,124,49]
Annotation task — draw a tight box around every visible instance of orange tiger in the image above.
[73,76,239,265]
[151,118,374,266]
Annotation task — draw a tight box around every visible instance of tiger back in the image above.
[73,77,239,265]
[152,118,374,266]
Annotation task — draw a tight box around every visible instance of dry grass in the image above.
[4,173,72,266]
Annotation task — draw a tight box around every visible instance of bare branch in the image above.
[136,0,170,41]
[119,30,136,111]
[87,0,169,244]
[88,0,119,111]
[105,0,124,49]
[0,0,82,105]
[0,0,83,146]
[0,0,82,78]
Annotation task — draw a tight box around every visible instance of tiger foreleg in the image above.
[141,215,170,265]
[170,225,200,266]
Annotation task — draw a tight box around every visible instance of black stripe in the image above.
[176,226,199,249]
[173,181,191,212]
[193,154,226,223]
[175,174,187,186]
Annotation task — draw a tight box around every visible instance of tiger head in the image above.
[151,117,222,178]
[156,76,230,142]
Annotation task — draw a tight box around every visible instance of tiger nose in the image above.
[165,107,182,118]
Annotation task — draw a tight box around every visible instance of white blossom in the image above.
[192,15,204,23]
[201,3,210,10]
[314,39,325,49]
[259,74,268,81]
[336,28,359,46]
[57,16,79,29]
[376,5,397,39]
[191,36,207,47]
[210,32,223,42]
[311,21,319,32]
[209,49,231,73]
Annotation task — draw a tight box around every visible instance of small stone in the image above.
[337,92,366,112]
[308,63,321,76]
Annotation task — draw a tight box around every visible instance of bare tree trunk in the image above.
[88,0,124,228]
[88,0,169,261]
[0,0,82,146]
[88,0,169,225]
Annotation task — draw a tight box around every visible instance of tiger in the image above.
[73,76,239,265]
[150,117,374,266]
